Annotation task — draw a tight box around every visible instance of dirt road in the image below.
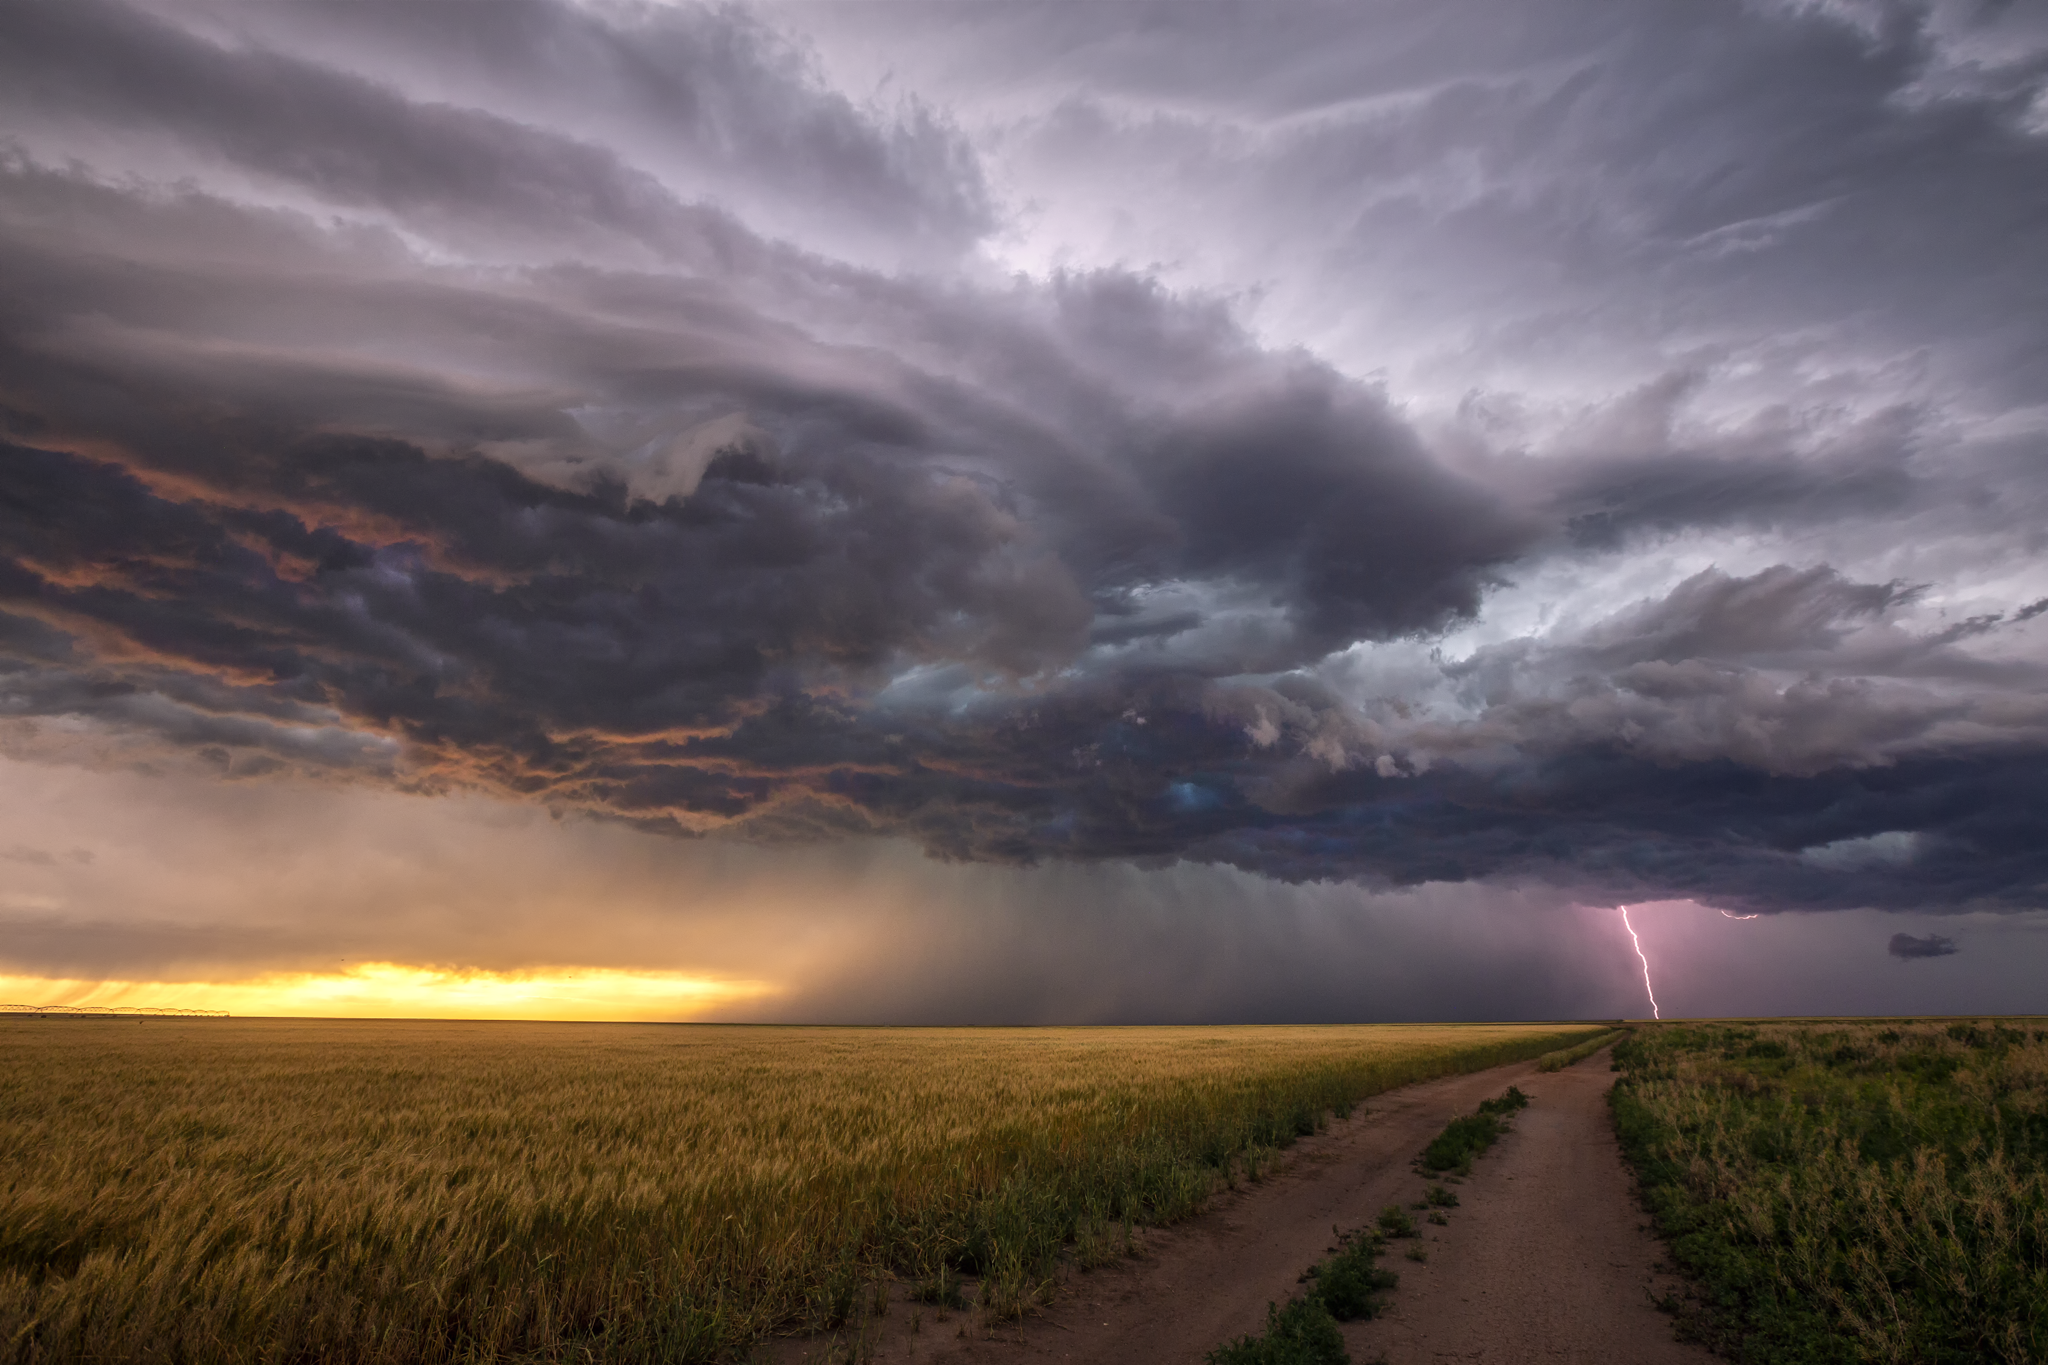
[1344,1052,1707,1364]
[762,1048,1707,1364]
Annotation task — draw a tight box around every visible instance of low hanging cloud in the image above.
[3,0,2047,943]
[1888,932,1960,960]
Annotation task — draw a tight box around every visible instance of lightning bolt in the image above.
[1619,904,1661,1020]
[1719,910,1759,920]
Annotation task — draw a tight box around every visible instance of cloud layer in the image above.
[4,0,2047,1004]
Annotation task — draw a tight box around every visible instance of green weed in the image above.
[1211,1221,1399,1364]
[1422,1114,1501,1172]
[1418,1085,1528,1173]
[1611,1019,2048,1365]
[1204,1297,1347,1365]
[1477,1085,1529,1116]
[1538,1029,1628,1072]
[911,1266,966,1310]
[1308,1228,1398,1320]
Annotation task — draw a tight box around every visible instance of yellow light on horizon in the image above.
[0,962,778,1021]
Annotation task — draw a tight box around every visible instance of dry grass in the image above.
[1612,1019,2048,1365]
[1536,1027,1625,1072]
[0,1018,1595,1364]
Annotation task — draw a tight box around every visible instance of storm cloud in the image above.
[4,0,2047,1009]
[1889,932,1960,961]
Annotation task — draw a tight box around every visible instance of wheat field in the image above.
[0,1018,1597,1364]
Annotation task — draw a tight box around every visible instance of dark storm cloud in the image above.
[2,0,2045,928]
[810,0,2048,588]
[1538,380,1926,550]
[910,0,2048,404]
[1889,932,1959,960]
[1405,563,2048,779]
[11,418,2043,913]
[0,0,707,263]
[185,0,995,265]
[0,0,990,267]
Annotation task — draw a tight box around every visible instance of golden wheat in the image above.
[0,1018,1595,1364]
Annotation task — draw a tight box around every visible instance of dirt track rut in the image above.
[763,1048,1708,1364]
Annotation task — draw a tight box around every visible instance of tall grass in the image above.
[1536,1027,1625,1071]
[0,1019,1594,1364]
[1611,1020,2048,1365]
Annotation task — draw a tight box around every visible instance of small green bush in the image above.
[1477,1085,1529,1116]
[1420,1086,1528,1171]
[1213,1223,1396,1363]
[1375,1204,1417,1239]
[1310,1231,1398,1321]
[1420,1113,1503,1172]
[1204,1297,1347,1365]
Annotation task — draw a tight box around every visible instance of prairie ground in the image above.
[1611,1019,2048,1365]
[0,1018,1598,1364]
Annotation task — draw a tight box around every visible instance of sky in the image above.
[3,0,2047,1023]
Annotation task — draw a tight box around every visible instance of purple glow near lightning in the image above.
[1619,905,1661,1020]
[1614,903,1755,1017]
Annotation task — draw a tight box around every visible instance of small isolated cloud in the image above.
[2,845,57,866]
[1888,932,1959,960]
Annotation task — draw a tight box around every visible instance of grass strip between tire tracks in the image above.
[1206,1086,1532,1365]
[1537,1028,1628,1072]
[1205,1228,1398,1365]
[1419,1085,1528,1174]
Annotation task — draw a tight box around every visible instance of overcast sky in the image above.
[3,0,2046,1021]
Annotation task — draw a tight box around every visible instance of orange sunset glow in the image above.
[0,963,778,1022]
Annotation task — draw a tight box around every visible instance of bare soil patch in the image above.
[760,1047,1705,1364]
